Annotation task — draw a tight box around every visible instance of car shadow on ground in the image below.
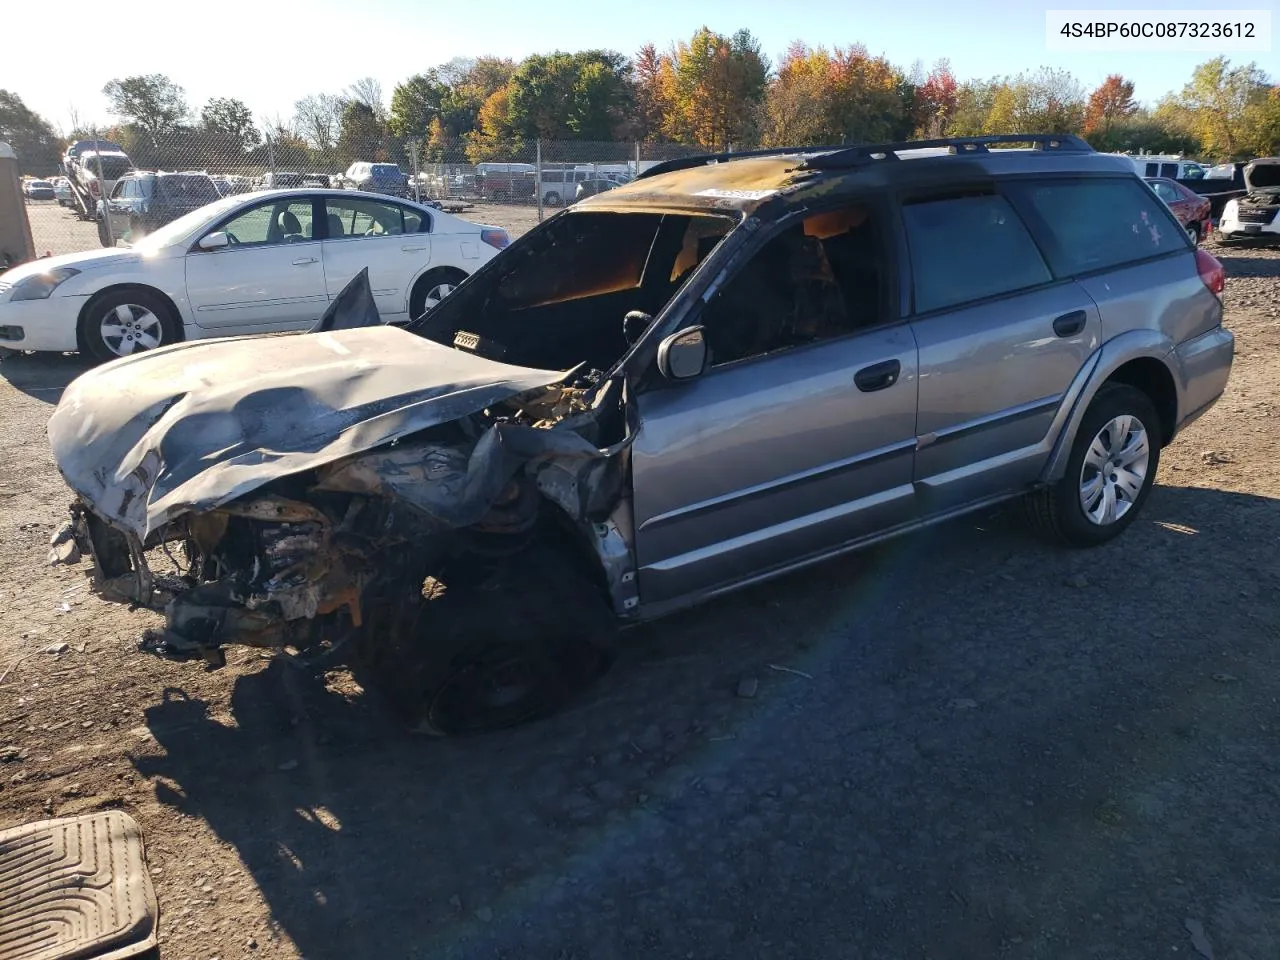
[133,483,1280,959]
[0,352,92,403]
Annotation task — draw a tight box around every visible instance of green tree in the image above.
[0,90,61,173]
[199,97,260,152]
[389,72,449,137]
[102,74,188,147]
[1161,57,1273,160]
[336,101,384,161]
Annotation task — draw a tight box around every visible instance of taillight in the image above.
[481,228,509,250]
[1195,248,1225,297]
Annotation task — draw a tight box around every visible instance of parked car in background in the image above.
[23,179,56,200]
[254,171,304,190]
[0,188,510,360]
[302,173,332,189]
[573,177,621,204]
[70,149,133,204]
[54,177,74,206]
[475,162,536,201]
[1218,157,1280,242]
[1145,177,1212,244]
[340,162,409,197]
[1121,155,1207,180]
[98,170,222,246]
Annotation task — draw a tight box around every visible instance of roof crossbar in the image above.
[797,134,1095,170]
[635,134,1095,181]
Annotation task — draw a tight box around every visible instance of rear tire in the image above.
[1025,384,1162,547]
[355,544,618,736]
[1186,222,1201,245]
[409,267,467,321]
[97,216,114,248]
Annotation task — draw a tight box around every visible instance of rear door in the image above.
[902,187,1103,514]
[184,195,328,330]
[320,195,430,322]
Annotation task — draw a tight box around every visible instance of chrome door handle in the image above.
[293,257,318,265]
[401,245,428,252]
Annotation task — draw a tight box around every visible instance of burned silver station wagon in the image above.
[47,135,1235,734]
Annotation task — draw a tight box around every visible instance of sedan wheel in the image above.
[1186,223,1200,245]
[100,304,164,356]
[424,282,455,310]
[1078,414,1151,526]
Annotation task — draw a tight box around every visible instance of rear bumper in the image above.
[1170,325,1234,434]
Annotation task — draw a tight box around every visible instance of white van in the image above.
[1118,155,1207,180]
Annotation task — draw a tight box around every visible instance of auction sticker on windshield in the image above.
[695,188,778,200]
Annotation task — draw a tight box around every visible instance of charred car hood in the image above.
[47,326,567,538]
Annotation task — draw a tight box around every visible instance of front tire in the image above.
[79,289,182,362]
[356,544,618,736]
[1026,384,1162,547]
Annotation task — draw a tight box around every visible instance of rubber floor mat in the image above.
[0,811,158,960]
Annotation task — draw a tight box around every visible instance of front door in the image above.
[900,188,1102,514]
[184,196,328,330]
[632,202,919,607]
[320,196,430,322]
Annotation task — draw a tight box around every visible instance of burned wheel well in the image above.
[533,506,619,608]
[1104,357,1177,445]
[76,284,185,352]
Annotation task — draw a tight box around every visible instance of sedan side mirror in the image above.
[657,325,708,381]
[198,231,229,251]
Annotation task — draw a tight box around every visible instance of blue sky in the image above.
[3,0,1274,132]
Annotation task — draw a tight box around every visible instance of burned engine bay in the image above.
[47,324,639,668]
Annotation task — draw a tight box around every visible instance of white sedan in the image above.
[0,189,510,360]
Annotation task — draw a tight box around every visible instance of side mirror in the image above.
[198,231,229,251]
[657,325,707,381]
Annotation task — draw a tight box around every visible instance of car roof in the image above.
[581,135,1135,217]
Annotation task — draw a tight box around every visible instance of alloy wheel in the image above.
[424,283,455,310]
[99,303,163,356]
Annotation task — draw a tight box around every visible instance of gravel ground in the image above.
[1,239,1278,960]
[23,198,546,258]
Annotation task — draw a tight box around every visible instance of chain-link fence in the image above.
[22,131,710,258]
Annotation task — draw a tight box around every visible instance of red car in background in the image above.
[1145,177,1213,245]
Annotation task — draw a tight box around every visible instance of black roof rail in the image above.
[635,144,848,181]
[798,134,1095,170]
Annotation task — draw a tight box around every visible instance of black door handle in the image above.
[1053,309,1087,337]
[854,359,901,393]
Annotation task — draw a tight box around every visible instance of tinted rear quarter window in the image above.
[901,193,1052,314]
[158,176,220,203]
[1006,178,1186,276]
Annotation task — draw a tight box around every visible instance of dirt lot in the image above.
[1,240,1279,960]
[24,198,546,258]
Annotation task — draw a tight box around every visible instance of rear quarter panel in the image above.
[1073,251,1221,349]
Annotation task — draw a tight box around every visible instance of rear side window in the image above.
[1006,178,1186,276]
[158,175,219,203]
[901,193,1052,314]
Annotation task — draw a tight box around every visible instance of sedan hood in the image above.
[47,326,566,538]
[1,247,140,283]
